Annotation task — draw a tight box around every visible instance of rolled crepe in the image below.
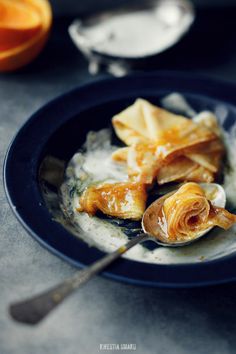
[77,182,147,220]
[163,183,236,242]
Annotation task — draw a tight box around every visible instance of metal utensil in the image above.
[9,183,225,325]
[69,0,195,76]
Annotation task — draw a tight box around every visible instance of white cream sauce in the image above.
[61,95,236,264]
[76,4,193,58]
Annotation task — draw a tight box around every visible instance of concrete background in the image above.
[1,4,236,354]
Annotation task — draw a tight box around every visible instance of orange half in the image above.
[0,0,42,50]
[0,0,52,72]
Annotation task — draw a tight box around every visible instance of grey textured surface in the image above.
[2,12,236,354]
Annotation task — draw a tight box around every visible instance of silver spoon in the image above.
[9,183,225,325]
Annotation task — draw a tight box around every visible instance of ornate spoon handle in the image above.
[9,233,149,325]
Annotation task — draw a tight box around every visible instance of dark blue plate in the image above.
[4,72,236,288]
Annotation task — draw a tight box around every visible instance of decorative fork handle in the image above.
[9,233,149,325]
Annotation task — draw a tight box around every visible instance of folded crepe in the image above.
[162,183,236,242]
[112,99,215,145]
[112,99,224,184]
[77,182,147,220]
[156,156,213,184]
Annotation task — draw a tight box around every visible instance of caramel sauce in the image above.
[143,191,173,243]
[78,182,147,220]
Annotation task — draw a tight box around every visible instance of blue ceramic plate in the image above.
[4,72,236,288]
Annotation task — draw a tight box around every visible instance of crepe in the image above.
[162,183,236,242]
[112,99,215,145]
[77,182,147,220]
[112,99,218,148]
[156,156,213,184]
[112,99,224,184]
